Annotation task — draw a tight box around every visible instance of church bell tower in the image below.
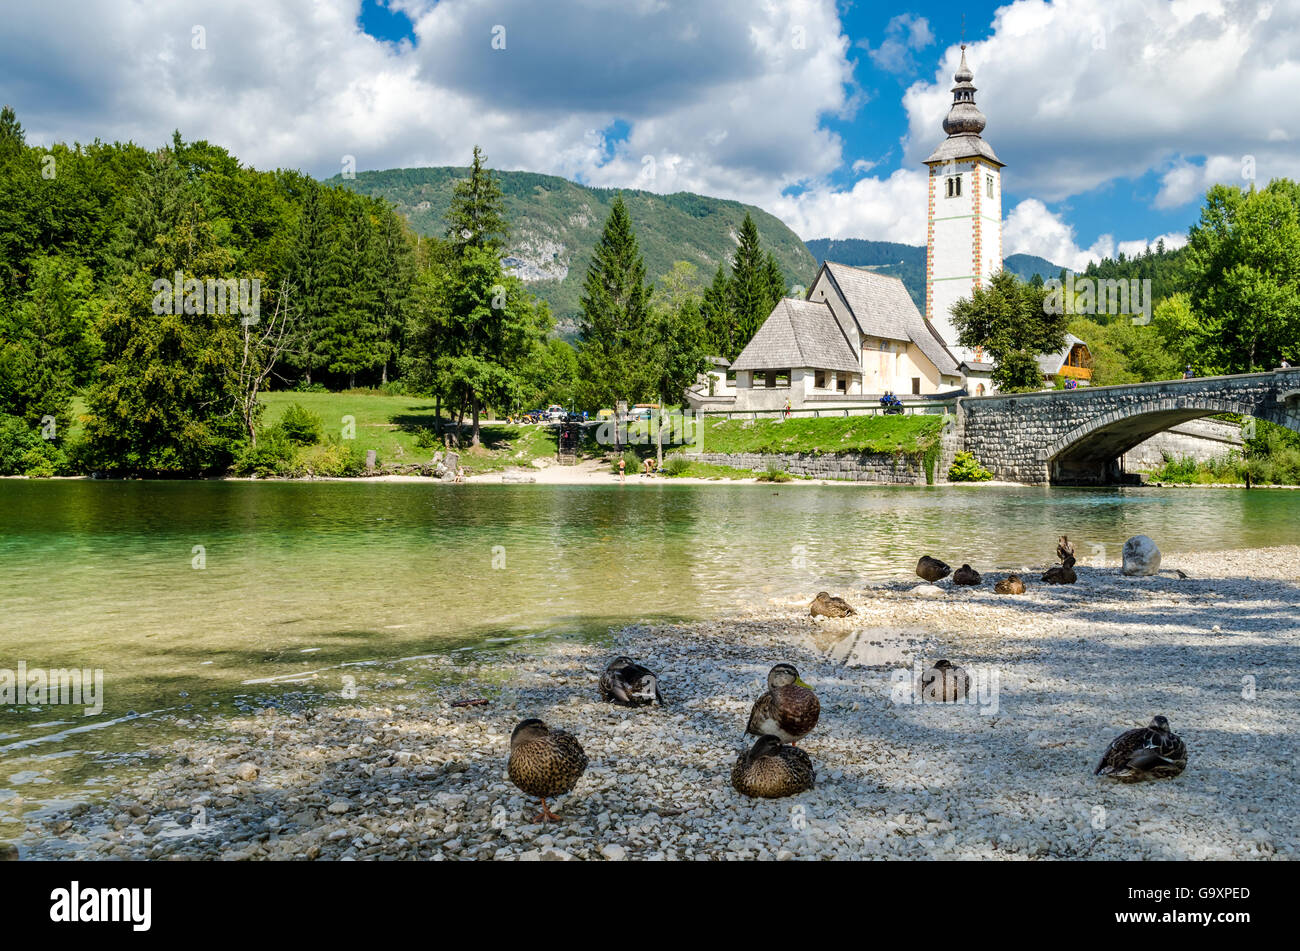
[924,46,1004,368]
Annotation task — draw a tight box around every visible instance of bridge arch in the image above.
[1045,395,1293,484]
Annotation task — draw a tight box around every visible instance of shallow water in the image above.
[1,479,1296,837]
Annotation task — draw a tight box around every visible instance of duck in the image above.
[745,663,820,746]
[731,734,815,799]
[1094,715,1187,782]
[1057,535,1076,568]
[916,555,952,583]
[952,564,982,586]
[1041,564,1077,584]
[920,658,971,702]
[506,718,589,823]
[598,656,663,707]
[810,591,856,618]
[994,574,1026,594]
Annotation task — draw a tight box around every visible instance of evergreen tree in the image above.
[576,195,654,410]
[700,262,732,358]
[285,181,344,385]
[446,146,509,255]
[727,213,782,360]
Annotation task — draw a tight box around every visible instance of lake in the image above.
[1,479,1296,838]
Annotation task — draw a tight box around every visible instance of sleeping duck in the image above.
[598,656,664,707]
[506,718,589,823]
[1041,563,1077,584]
[916,555,952,583]
[1095,715,1187,782]
[920,658,971,702]
[745,663,820,746]
[810,591,856,618]
[731,734,815,799]
[994,574,1026,594]
[952,564,982,586]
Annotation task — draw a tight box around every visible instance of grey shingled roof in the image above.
[821,262,961,376]
[730,298,859,373]
[924,134,1003,166]
[1037,333,1087,375]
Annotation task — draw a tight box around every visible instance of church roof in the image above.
[730,298,859,373]
[820,262,961,377]
[925,134,1002,166]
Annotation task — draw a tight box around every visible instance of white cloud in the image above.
[1005,199,1188,270]
[771,169,928,244]
[861,14,934,74]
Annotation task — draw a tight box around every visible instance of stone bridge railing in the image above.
[954,368,1300,484]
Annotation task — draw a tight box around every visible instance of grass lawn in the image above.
[686,414,945,456]
[259,391,557,472]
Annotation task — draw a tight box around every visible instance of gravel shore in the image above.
[21,546,1299,861]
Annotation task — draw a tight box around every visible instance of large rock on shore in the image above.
[1122,535,1161,576]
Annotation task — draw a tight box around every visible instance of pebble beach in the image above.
[20,546,1299,861]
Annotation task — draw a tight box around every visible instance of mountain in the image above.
[332,167,818,334]
[804,238,1066,308]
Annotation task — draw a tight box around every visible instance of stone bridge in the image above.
[955,368,1300,484]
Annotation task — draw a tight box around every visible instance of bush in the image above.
[611,450,641,474]
[756,465,791,483]
[298,440,368,477]
[948,450,993,482]
[0,414,41,474]
[278,403,324,445]
[232,428,296,477]
[660,455,692,477]
[293,380,329,393]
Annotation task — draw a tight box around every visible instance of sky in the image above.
[3,0,1296,270]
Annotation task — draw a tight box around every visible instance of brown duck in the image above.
[745,663,820,746]
[731,734,815,798]
[506,718,589,823]
[952,564,982,586]
[916,555,951,583]
[598,656,663,707]
[1057,535,1076,568]
[1095,715,1187,782]
[994,574,1026,594]
[1041,564,1077,584]
[810,591,856,618]
[920,659,971,702]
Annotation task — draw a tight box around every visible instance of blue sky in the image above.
[4,1,1294,269]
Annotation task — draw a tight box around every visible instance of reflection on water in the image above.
[0,479,1296,833]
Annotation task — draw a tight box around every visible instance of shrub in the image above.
[611,450,641,474]
[232,428,296,477]
[948,450,993,482]
[278,403,324,445]
[293,380,329,393]
[756,465,791,483]
[0,414,41,474]
[19,440,69,478]
[661,455,691,477]
[298,440,368,477]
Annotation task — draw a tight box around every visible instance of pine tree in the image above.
[0,106,24,156]
[577,195,653,411]
[446,146,509,255]
[700,263,732,358]
[728,213,781,359]
[285,182,345,385]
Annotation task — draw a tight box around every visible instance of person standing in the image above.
[1183,365,1195,379]
[618,456,626,483]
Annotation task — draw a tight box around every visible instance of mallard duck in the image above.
[731,734,815,799]
[745,663,820,746]
[1041,564,1077,584]
[920,658,971,702]
[994,573,1026,594]
[598,656,663,707]
[1057,535,1076,568]
[916,555,951,583]
[506,718,589,823]
[1095,715,1187,782]
[810,591,856,618]
[952,564,982,586]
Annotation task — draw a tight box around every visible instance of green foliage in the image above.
[950,270,1067,392]
[445,146,509,255]
[726,214,784,361]
[1148,448,1300,486]
[1184,180,1300,373]
[659,455,692,476]
[756,465,792,483]
[947,450,993,482]
[577,196,654,408]
[277,402,324,445]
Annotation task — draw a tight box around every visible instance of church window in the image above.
[911,377,921,395]
[986,174,994,196]
[945,175,961,198]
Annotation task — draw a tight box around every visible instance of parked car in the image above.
[546,404,566,422]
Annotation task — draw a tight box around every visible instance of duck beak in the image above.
[795,678,811,689]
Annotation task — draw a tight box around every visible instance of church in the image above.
[689,47,1036,413]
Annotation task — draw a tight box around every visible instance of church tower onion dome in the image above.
[942,46,986,136]
[924,44,1002,166]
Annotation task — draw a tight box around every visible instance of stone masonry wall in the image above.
[692,451,928,485]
